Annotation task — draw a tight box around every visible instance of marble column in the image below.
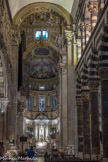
[65,30,76,151]
[76,97,83,158]
[82,93,91,159]
[60,60,67,147]
[89,81,100,159]
[99,68,108,162]
[9,29,20,148]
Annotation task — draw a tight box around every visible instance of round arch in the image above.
[23,41,60,61]
[13,2,73,26]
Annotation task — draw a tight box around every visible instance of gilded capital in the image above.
[65,30,74,45]
[88,1,98,13]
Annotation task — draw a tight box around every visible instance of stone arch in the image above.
[13,2,73,27]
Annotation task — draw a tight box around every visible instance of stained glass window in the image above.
[42,31,48,39]
[53,84,56,89]
[52,95,56,111]
[39,96,45,111]
[39,85,45,90]
[35,31,41,39]
[28,94,32,111]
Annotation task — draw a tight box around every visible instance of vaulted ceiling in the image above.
[8,0,79,18]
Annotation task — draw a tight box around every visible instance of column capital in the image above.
[99,68,108,80]
[11,29,21,46]
[76,97,83,105]
[65,30,74,45]
[88,80,99,92]
[60,63,67,74]
[82,93,90,102]
[80,22,85,29]
[88,1,98,13]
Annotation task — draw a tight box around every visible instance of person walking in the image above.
[26,146,34,162]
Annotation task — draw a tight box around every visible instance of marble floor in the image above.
[36,157,44,162]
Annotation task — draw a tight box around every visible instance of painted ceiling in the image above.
[8,0,79,18]
[30,58,58,79]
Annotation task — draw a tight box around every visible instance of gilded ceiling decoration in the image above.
[21,10,65,27]
[13,2,72,26]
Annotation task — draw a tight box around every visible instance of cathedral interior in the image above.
[0,0,108,162]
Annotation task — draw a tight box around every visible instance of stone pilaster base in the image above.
[91,154,98,160]
[78,152,83,159]
[83,154,90,159]
[103,158,108,162]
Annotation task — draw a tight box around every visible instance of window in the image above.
[35,31,48,39]
[28,95,32,111]
[39,85,45,90]
[35,31,41,39]
[52,95,56,111]
[53,84,56,89]
[29,85,31,89]
[42,31,48,39]
[39,96,45,111]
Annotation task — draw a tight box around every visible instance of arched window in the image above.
[39,96,45,111]
[35,31,41,39]
[52,95,56,111]
[28,94,32,111]
[42,31,48,39]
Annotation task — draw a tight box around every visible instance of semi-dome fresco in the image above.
[30,58,57,79]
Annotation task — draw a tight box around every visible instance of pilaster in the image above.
[65,29,76,153]
[99,68,108,162]
[76,97,83,159]
[60,49,67,148]
[82,93,91,159]
[89,81,100,159]
[9,29,21,148]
